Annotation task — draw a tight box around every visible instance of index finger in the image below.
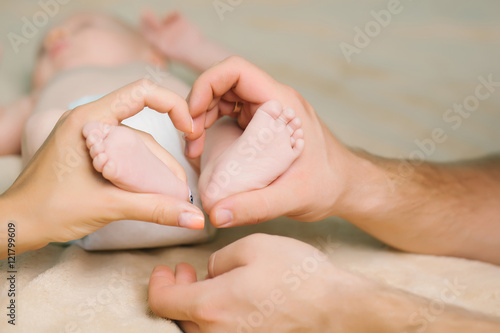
[187,56,279,140]
[74,78,193,133]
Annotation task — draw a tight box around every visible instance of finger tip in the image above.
[178,210,205,229]
[184,141,202,159]
[175,262,195,273]
[151,265,172,277]
[185,151,199,160]
[210,208,234,228]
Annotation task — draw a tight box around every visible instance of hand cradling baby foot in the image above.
[82,100,305,213]
[83,122,192,202]
[199,100,304,211]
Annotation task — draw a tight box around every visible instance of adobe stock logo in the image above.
[7,0,72,54]
[339,0,412,63]
[396,74,500,178]
[213,0,242,21]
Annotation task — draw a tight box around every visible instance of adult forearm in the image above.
[336,152,500,264]
[351,277,500,332]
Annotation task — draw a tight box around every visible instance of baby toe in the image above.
[101,159,118,182]
[292,128,304,141]
[278,107,296,124]
[259,100,283,120]
[92,152,108,173]
[287,117,302,134]
[293,138,305,154]
[82,122,99,138]
[89,141,106,159]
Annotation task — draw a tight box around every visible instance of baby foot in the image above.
[83,122,191,202]
[141,10,204,62]
[199,100,304,211]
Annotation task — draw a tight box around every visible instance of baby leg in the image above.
[199,100,304,211]
[22,108,65,165]
[83,123,191,202]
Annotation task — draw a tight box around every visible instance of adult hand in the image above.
[149,234,500,332]
[148,233,345,332]
[0,79,204,257]
[185,56,373,227]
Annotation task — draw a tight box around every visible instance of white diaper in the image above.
[69,95,215,250]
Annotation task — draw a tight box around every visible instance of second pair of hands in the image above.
[138,11,359,226]
[147,57,380,331]
[1,15,388,330]
[147,57,500,332]
[125,16,370,330]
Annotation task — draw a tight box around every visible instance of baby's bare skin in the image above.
[199,100,304,212]
[83,121,190,201]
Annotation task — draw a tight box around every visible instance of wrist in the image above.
[330,148,392,220]
[328,268,449,333]
[327,267,500,332]
[322,266,415,332]
[0,194,49,259]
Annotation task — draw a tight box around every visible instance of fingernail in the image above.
[178,212,205,229]
[215,209,233,227]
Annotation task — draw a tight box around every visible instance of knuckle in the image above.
[135,78,157,95]
[246,232,271,243]
[62,108,85,129]
[151,203,170,226]
[253,196,272,224]
[191,298,219,324]
[136,77,152,87]
[226,55,243,64]
[286,85,304,102]
[238,233,271,255]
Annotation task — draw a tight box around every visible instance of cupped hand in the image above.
[186,56,362,227]
[2,79,204,249]
[148,233,353,332]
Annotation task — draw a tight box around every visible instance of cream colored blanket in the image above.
[1,0,500,332]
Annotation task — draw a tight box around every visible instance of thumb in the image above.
[209,185,292,227]
[110,189,205,229]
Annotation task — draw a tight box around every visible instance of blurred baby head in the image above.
[32,12,165,89]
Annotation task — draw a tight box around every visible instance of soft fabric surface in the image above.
[1,0,500,332]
